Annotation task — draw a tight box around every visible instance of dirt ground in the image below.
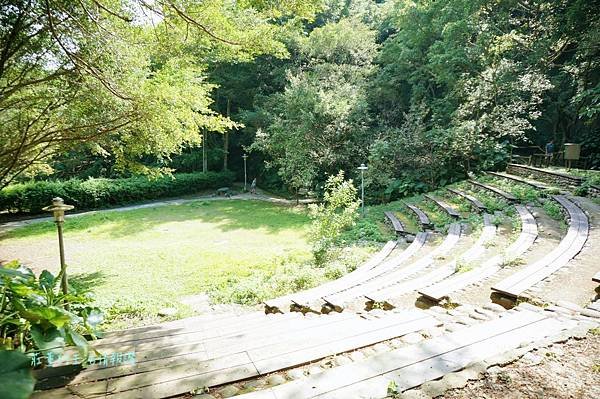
[443,332,600,399]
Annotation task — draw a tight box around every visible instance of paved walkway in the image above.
[0,189,315,235]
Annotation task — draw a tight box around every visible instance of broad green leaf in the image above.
[0,350,36,399]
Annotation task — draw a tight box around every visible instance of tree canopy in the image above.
[2,0,599,199]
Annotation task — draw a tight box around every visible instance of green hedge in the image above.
[0,171,235,214]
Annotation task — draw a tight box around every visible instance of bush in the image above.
[0,171,235,214]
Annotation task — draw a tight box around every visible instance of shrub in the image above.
[0,171,235,214]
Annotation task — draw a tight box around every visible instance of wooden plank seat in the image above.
[593,271,600,283]
[365,215,497,307]
[424,194,461,219]
[384,210,406,235]
[32,311,437,399]
[487,171,549,191]
[264,240,398,313]
[286,233,429,313]
[492,195,589,299]
[446,188,487,213]
[234,307,567,399]
[507,163,583,186]
[469,180,518,203]
[321,223,462,313]
[406,203,434,230]
[419,205,538,302]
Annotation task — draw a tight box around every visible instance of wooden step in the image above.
[264,240,397,313]
[32,311,437,398]
[424,194,461,219]
[322,224,462,311]
[384,211,406,235]
[469,180,518,203]
[406,204,433,229]
[446,188,487,213]
[234,308,567,399]
[492,196,588,298]
[420,205,538,302]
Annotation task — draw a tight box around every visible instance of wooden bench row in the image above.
[419,205,538,302]
[384,211,406,235]
[469,180,518,203]
[367,214,498,307]
[264,240,398,313]
[446,188,487,213]
[507,163,583,186]
[406,203,434,229]
[491,195,588,299]
[424,194,461,219]
[321,223,462,313]
[487,171,549,191]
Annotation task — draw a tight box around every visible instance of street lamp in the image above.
[42,197,74,302]
[357,163,368,216]
[242,154,248,192]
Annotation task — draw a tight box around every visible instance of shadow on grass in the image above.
[1,200,310,240]
[70,271,108,292]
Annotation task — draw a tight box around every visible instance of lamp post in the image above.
[357,163,368,216]
[242,154,248,192]
[42,197,74,304]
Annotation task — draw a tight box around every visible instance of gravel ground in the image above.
[443,331,600,399]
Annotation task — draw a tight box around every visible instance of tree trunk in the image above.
[202,129,208,173]
[223,97,230,170]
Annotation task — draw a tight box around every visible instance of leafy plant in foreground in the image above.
[0,261,103,359]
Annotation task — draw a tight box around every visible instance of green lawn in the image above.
[1,200,317,330]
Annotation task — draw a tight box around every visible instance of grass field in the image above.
[0,200,319,330]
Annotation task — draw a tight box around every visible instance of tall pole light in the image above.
[357,163,368,216]
[43,197,74,306]
[242,154,248,192]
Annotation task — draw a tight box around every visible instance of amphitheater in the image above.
[31,164,600,398]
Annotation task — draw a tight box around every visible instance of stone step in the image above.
[234,308,570,399]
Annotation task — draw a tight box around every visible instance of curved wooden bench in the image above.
[264,240,397,313]
[506,163,583,187]
[424,194,460,219]
[406,203,433,230]
[491,195,588,299]
[321,223,462,312]
[488,171,549,190]
[288,232,429,313]
[384,211,405,236]
[419,205,538,302]
[469,180,518,203]
[366,215,497,307]
[447,188,487,213]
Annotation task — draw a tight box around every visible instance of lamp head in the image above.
[357,163,368,171]
[42,197,74,222]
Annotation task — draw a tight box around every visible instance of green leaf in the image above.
[0,350,35,399]
[39,271,56,291]
[30,326,65,352]
[66,330,89,360]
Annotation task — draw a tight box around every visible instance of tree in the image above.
[308,171,360,265]
[0,0,322,189]
[252,18,378,193]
